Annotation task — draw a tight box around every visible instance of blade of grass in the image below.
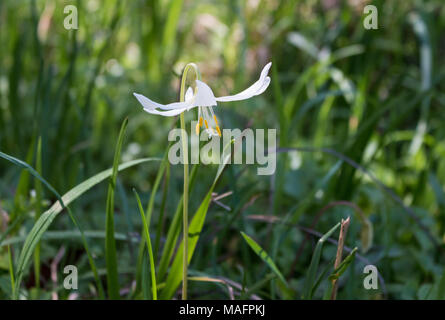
[8,245,15,300]
[11,138,35,222]
[33,137,43,293]
[157,164,199,282]
[134,189,157,300]
[302,222,341,299]
[162,0,184,58]
[159,139,233,299]
[105,117,128,299]
[240,232,286,285]
[328,247,358,282]
[12,157,158,299]
[135,148,169,294]
[154,161,170,261]
[436,267,445,299]
[0,147,105,299]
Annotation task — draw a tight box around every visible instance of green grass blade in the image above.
[157,164,199,282]
[0,149,62,207]
[11,137,35,221]
[154,161,170,262]
[159,140,233,299]
[135,149,168,293]
[13,157,157,299]
[8,245,15,300]
[134,189,157,300]
[302,222,341,299]
[328,247,358,282]
[105,118,128,299]
[33,137,43,292]
[159,189,213,299]
[162,0,183,55]
[240,232,286,285]
[436,267,445,299]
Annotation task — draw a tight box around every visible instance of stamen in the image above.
[199,117,203,127]
[195,122,200,135]
[213,115,219,125]
[216,125,221,137]
[204,120,209,129]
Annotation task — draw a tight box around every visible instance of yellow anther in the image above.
[204,120,209,129]
[216,125,221,137]
[195,122,200,135]
[213,115,219,125]
[199,117,203,127]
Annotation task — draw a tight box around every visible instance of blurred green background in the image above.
[0,0,445,300]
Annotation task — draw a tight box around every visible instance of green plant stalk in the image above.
[180,112,188,300]
[34,137,43,294]
[157,164,199,282]
[178,63,199,300]
[159,139,234,299]
[8,245,15,300]
[105,118,129,299]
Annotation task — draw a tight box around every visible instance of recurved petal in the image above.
[215,62,272,102]
[142,106,188,117]
[185,87,194,102]
[133,92,193,112]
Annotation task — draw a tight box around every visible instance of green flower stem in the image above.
[179,63,199,300]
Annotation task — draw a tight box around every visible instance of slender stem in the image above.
[179,63,199,300]
[330,217,350,300]
[180,112,188,300]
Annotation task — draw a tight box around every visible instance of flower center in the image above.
[195,107,221,137]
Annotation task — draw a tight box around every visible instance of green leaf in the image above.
[162,0,184,54]
[105,118,128,299]
[11,138,36,221]
[159,139,233,299]
[302,222,341,299]
[134,189,157,300]
[0,149,62,208]
[240,232,286,285]
[33,137,43,291]
[156,164,199,282]
[135,149,168,293]
[13,157,158,299]
[328,247,358,281]
[436,267,445,299]
[8,245,15,300]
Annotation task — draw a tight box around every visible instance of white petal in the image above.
[142,106,187,117]
[185,87,194,101]
[215,62,272,102]
[194,80,217,107]
[133,92,194,112]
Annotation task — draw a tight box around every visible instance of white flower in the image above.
[133,62,272,137]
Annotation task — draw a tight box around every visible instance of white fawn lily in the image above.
[133,62,272,137]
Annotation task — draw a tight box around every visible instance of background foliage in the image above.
[0,0,444,300]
